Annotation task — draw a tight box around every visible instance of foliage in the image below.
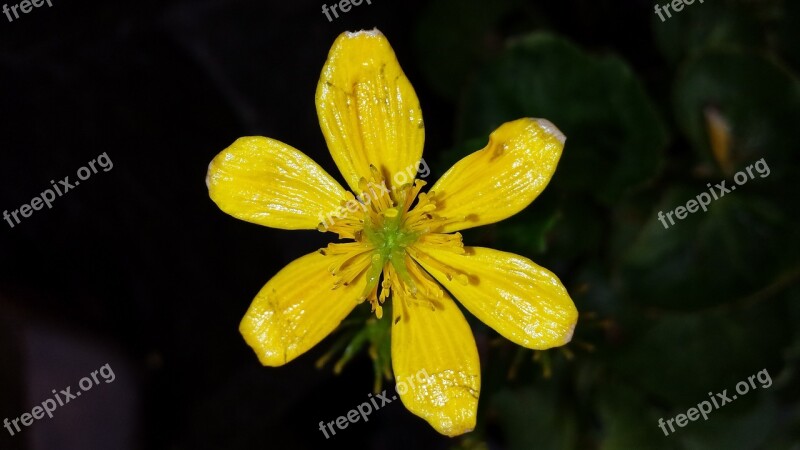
[410,0,800,448]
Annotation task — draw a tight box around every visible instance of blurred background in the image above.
[1,0,798,448]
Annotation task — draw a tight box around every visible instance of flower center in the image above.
[317,166,465,318]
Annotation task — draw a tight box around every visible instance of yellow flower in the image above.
[206,29,578,437]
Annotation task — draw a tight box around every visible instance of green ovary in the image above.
[362,206,420,299]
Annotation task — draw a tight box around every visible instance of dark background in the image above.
[1,0,798,449]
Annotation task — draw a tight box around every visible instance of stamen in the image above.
[332,251,373,290]
[379,270,392,302]
[321,242,373,290]
[407,245,470,286]
[417,232,466,254]
[364,282,382,318]
[388,262,437,311]
[319,203,366,239]
[404,254,444,299]
[317,172,467,319]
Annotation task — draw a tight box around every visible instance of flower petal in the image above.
[431,118,565,233]
[412,245,577,350]
[240,250,369,366]
[207,136,347,230]
[316,29,425,192]
[391,277,480,436]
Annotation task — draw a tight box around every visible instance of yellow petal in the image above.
[240,250,368,366]
[316,29,425,193]
[430,118,565,233]
[391,275,480,436]
[412,245,577,350]
[207,136,347,230]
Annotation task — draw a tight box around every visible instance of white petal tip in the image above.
[205,162,213,189]
[561,321,576,345]
[534,118,566,144]
[345,28,383,38]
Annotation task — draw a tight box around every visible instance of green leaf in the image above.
[676,392,778,450]
[774,0,800,72]
[459,32,668,203]
[621,185,799,310]
[413,0,535,99]
[488,386,578,450]
[611,303,790,406]
[672,49,800,178]
[652,0,766,66]
[597,384,679,450]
